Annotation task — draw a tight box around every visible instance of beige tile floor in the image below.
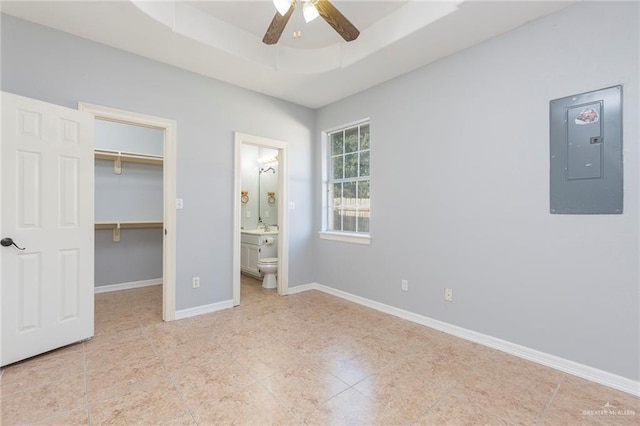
[1,276,638,425]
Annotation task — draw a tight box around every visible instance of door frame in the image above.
[78,102,177,321]
[233,132,288,305]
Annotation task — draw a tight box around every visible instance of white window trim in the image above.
[321,118,371,243]
[319,231,372,245]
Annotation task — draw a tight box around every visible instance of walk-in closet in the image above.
[94,119,164,304]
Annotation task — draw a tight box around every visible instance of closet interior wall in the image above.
[94,120,164,290]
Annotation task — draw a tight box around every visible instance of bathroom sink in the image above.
[241,228,278,235]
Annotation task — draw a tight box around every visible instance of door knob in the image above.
[1,237,25,250]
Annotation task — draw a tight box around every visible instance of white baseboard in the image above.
[94,278,162,294]
[291,282,639,397]
[175,299,234,320]
[287,283,318,294]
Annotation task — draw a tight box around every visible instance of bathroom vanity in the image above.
[240,230,278,278]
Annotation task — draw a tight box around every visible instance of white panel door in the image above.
[1,91,94,366]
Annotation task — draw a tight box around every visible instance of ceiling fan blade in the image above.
[314,0,360,42]
[263,4,295,45]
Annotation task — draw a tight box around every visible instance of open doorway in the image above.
[233,133,289,306]
[78,103,177,321]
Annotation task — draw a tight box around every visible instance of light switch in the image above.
[176,198,183,210]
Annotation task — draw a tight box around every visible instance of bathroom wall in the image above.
[1,14,317,309]
[315,1,639,381]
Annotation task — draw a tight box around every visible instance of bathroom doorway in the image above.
[233,133,289,306]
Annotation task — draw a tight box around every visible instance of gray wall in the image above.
[95,160,163,223]
[95,159,163,287]
[94,228,163,287]
[94,120,164,287]
[95,120,164,155]
[315,1,639,381]
[0,14,316,309]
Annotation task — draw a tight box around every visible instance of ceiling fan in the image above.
[263,0,360,45]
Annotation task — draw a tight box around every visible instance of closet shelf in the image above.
[95,221,163,242]
[95,148,163,174]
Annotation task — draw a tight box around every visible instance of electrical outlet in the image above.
[445,288,453,302]
[192,277,200,289]
[246,210,251,218]
[401,280,409,291]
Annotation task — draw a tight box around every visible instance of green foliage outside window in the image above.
[328,122,370,233]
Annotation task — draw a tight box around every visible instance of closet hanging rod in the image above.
[95,148,163,174]
[95,221,163,242]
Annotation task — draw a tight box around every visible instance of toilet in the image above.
[257,257,278,289]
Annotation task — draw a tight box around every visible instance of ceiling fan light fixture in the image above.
[263,0,359,45]
[302,1,319,23]
[273,0,292,16]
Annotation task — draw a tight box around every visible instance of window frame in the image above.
[319,118,371,245]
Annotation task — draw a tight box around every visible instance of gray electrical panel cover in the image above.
[550,85,622,214]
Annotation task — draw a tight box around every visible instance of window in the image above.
[322,121,370,243]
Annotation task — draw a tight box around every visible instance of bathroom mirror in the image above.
[240,145,278,230]
[258,157,278,227]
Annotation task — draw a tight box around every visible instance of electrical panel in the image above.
[550,86,622,214]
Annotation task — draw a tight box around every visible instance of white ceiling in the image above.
[186,1,408,49]
[1,0,576,108]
